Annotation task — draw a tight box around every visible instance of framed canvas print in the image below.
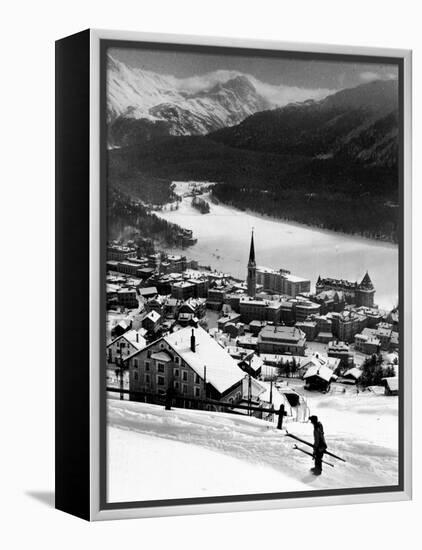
[55,29,412,521]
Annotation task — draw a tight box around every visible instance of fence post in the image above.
[277,404,285,430]
[165,388,172,411]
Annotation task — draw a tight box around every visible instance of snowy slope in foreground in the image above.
[107,396,398,503]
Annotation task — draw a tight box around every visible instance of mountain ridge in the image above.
[107,54,333,146]
[209,79,399,168]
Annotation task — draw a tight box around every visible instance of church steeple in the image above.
[249,229,255,264]
[247,229,256,298]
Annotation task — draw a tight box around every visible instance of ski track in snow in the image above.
[108,396,398,497]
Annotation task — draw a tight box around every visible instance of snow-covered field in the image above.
[107,390,399,503]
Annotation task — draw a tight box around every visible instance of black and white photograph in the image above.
[2,0,420,543]
[103,40,404,506]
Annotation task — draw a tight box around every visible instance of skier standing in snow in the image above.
[309,415,327,476]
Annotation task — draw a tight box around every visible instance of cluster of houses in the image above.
[106,236,399,419]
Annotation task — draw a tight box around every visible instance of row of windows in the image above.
[132,358,202,384]
[132,372,201,397]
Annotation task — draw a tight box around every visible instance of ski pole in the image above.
[286,431,346,463]
[293,445,335,468]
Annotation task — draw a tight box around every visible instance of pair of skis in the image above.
[286,430,346,468]
[292,444,335,468]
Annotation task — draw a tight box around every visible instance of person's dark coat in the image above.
[313,421,327,454]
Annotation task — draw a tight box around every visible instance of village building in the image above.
[142,310,161,333]
[327,340,354,370]
[117,261,145,277]
[255,266,288,294]
[187,277,209,298]
[144,295,167,317]
[162,297,180,318]
[295,320,318,341]
[283,274,311,298]
[136,267,155,280]
[106,260,120,273]
[383,376,399,396]
[306,289,346,314]
[111,319,132,339]
[236,334,259,351]
[354,332,381,355]
[107,329,147,366]
[117,288,138,309]
[221,322,242,338]
[257,325,306,356]
[166,254,186,273]
[217,311,242,331]
[125,326,246,404]
[341,367,363,384]
[179,298,206,318]
[376,322,394,350]
[107,244,137,261]
[223,292,242,312]
[354,306,383,327]
[138,286,158,300]
[238,354,263,378]
[317,331,334,344]
[239,297,270,323]
[297,354,340,378]
[279,301,295,324]
[293,299,321,322]
[176,298,206,326]
[303,362,337,392]
[315,314,333,335]
[256,266,310,298]
[225,346,254,363]
[106,283,120,308]
[316,271,376,307]
[248,320,268,336]
[327,310,367,342]
[358,323,397,351]
[171,281,196,301]
[207,287,228,309]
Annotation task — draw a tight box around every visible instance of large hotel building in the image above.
[256,266,310,297]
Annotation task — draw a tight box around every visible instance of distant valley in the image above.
[107,59,399,243]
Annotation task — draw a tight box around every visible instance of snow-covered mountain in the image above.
[107,55,333,146]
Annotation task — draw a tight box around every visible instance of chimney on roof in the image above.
[136,333,139,343]
[190,329,196,353]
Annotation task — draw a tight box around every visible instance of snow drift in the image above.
[107,391,398,503]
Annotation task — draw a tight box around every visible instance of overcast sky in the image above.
[109,46,398,90]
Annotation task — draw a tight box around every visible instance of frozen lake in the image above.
[155,191,398,310]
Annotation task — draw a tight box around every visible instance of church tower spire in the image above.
[247,229,256,298]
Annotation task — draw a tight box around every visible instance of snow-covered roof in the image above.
[300,355,329,371]
[284,274,309,283]
[108,329,146,351]
[383,377,399,392]
[303,364,335,383]
[145,310,161,323]
[343,367,362,380]
[139,286,158,296]
[165,327,245,394]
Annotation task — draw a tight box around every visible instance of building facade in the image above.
[316,272,376,307]
[257,325,306,355]
[125,327,246,405]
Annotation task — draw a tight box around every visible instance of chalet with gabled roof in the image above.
[124,326,246,404]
